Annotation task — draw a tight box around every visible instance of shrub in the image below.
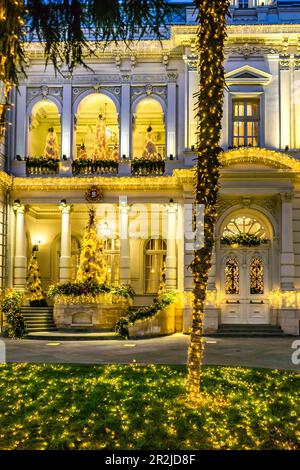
[1,290,27,339]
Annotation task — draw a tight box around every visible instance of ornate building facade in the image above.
[1,0,300,335]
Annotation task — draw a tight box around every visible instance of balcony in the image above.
[25,157,60,176]
[72,159,119,176]
[12,153,196,178]
[131,159,165,176]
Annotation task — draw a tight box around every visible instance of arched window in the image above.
[225,257,239,295]
[133,98,165,159]
[250,257,264,295]
[103,238,120,285]
[145,239,167,294]
[222,215,267,240]
[28,100,61,157]
[75,93,119,159]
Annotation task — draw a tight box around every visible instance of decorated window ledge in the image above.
[25,157,60,175]
[72,159,119,176]
[131,159,165,176]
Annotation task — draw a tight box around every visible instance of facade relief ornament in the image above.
[72,85,121,104]
[280,192,294,203]
[280,55,291,70]
[132,74,167,84]
[255,198,278,219]
[121,74,132,83]
[183,54,198,71]
[216,198,240,215]
[130,85,167,104]
[27,86,63,105]
[167,71,178,83]
[217,196,278,220]
[294,56,300,70]
[226,44,281,59]
[85,186,103,203]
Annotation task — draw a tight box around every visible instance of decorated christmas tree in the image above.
[78,142,88,160]
[93,114,109,160]
[158,260,166,295]
[27,253,45,306]
[43,126,59,160]
[76,208,108,284]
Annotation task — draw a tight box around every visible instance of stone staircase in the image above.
[21,306,56,333]
[214,324,285,337]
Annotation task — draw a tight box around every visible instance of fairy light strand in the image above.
[187,0,230,404]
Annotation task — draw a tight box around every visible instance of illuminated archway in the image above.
[28,99,61,157]
[75,93,119,159]
[133,97,165,159]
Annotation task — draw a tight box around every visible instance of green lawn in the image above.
[0,364,299,450]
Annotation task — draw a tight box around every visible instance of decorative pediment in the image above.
[220,147,300,172]
[225,66,272,86]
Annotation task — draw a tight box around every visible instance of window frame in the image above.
[144,238,167,294]
[232,97,260,148]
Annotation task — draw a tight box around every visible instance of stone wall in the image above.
[128,304,176,338]
[54,303,128,330]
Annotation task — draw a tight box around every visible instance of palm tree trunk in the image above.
[187,0,230,404]
[0,0,25,142]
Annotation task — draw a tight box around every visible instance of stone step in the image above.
[212,332,287,337]
[25,322,56,328]
[25,327,58,333]
[23,315,54,320]
[219,324,281,330]
[211,323,287,337]
[25,331,119,341]
[21,305,53,311]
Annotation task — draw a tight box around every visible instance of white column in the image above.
[166,203,177,289]
[59,202,72,283]
[62,84,72,159]
[120,81,130,159]
[13,202,27,288]
[279,58,291,150]
[119,202,131,284]
[177,202,185,292]
[280,193,295,290]
[167,76,177,158]
[15,85,26,158]
[220,90,229,150]
[293,57,300,149]
[183,55,198,150]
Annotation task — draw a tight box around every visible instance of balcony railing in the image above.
[72,159,119,176]
[131,159,165,176]
[25,157,59,175]
[13,154,194,178]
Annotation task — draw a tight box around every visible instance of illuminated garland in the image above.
[72,159,119,175]
[25,157,60,175]
[188,0,230,404]
[221,234,267,247]
[115,291,176,339]
[131,159,165,176]
[0,0,26,141]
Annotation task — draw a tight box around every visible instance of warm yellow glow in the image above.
[76,93,118,159]
[29,100,60,157]
[133,98,165,159]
